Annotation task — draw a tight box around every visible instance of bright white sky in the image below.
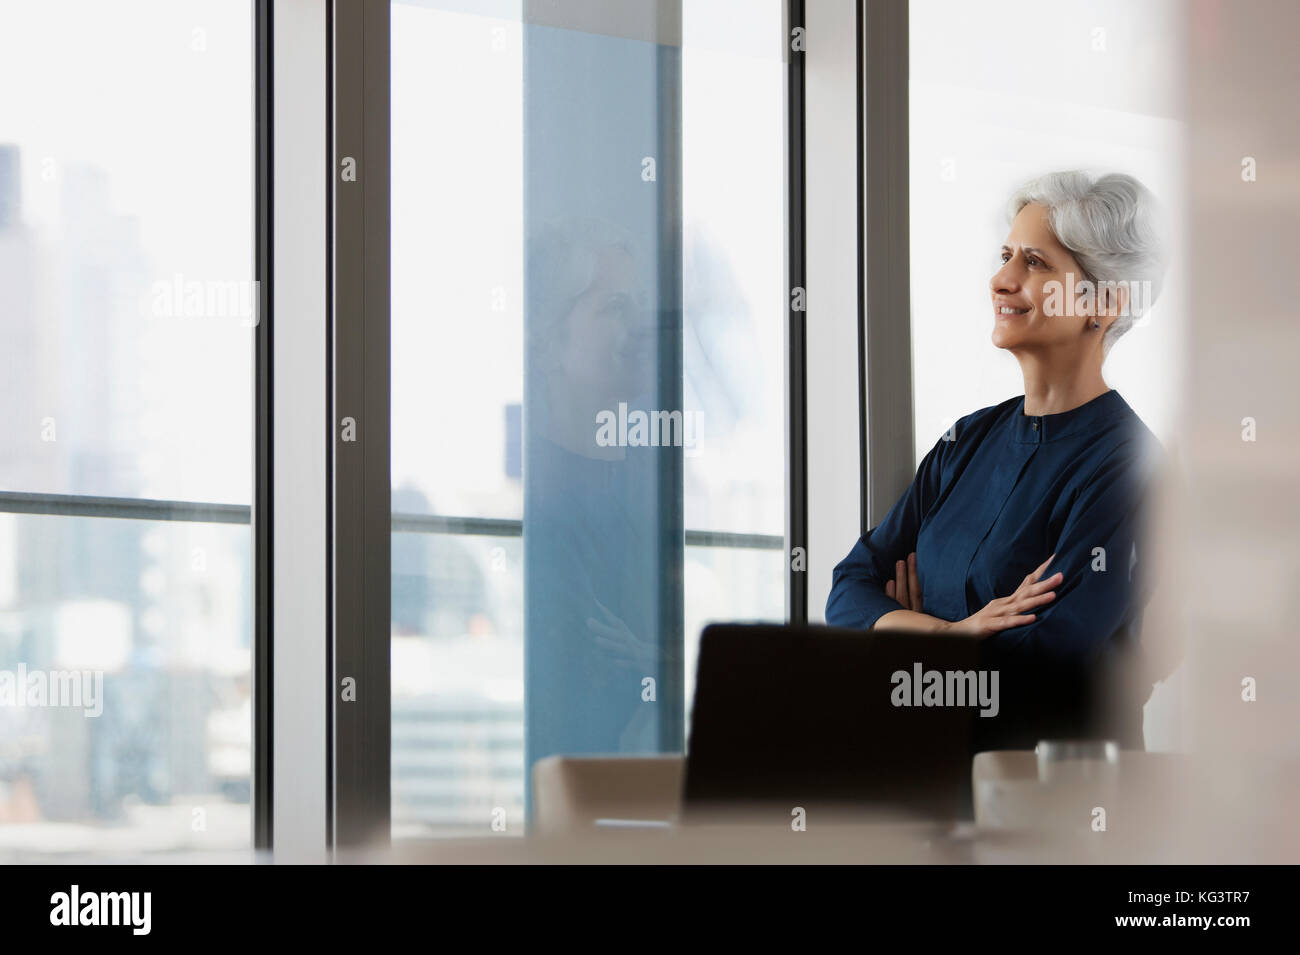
[0,0,254,504]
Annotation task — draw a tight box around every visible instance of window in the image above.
[389,0,785,837]
[0,0,254,851]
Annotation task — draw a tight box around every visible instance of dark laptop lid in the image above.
[682,623,988,822]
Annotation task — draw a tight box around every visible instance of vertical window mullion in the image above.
[330,0,392,850]
[269,0,330,863]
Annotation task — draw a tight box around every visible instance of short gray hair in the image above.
[1007,171,1167,356]
[525,215,640,368]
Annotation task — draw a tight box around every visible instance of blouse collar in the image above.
[1012,388,1130,444]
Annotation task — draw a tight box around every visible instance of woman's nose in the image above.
[990,265,1020,294]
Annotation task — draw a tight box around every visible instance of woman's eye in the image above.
[1026,256,1040,267]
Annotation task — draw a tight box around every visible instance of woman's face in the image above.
[553,245,653,398]
[989,202,1100,353]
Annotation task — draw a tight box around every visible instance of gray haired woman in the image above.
[827,171,1170,750]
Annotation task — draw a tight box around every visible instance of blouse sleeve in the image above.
[983,440,1156,669]
[824,436,948,630]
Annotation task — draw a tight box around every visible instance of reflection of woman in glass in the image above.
[826,172,1168,749]
[524,217,665,760]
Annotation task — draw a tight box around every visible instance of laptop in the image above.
[681,623,987,823]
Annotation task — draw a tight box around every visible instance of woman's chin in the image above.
[991,328,1016,350]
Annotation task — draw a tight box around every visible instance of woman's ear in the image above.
[1071,275,1097,319]
[1101,282,1130,318]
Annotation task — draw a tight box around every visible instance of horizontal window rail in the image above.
[0,491,784,550]
[0,490,250,525]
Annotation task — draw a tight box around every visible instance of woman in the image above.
[825,171,1167,750]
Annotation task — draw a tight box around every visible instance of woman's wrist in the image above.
[874,609,943,632]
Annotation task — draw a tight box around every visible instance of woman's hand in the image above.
[946,554,1062,638]
[587,597,657,674]
[885,552,923,611]
[874,552,944,632]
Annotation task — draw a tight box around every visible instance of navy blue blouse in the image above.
[825,389,1163,745]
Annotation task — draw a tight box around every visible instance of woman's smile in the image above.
[994,300,1031,320]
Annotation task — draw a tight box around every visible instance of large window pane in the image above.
[391,0,785,837]
[0,0,254,852]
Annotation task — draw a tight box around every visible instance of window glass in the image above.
[0,0,254,853]
[390,0,785,837]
